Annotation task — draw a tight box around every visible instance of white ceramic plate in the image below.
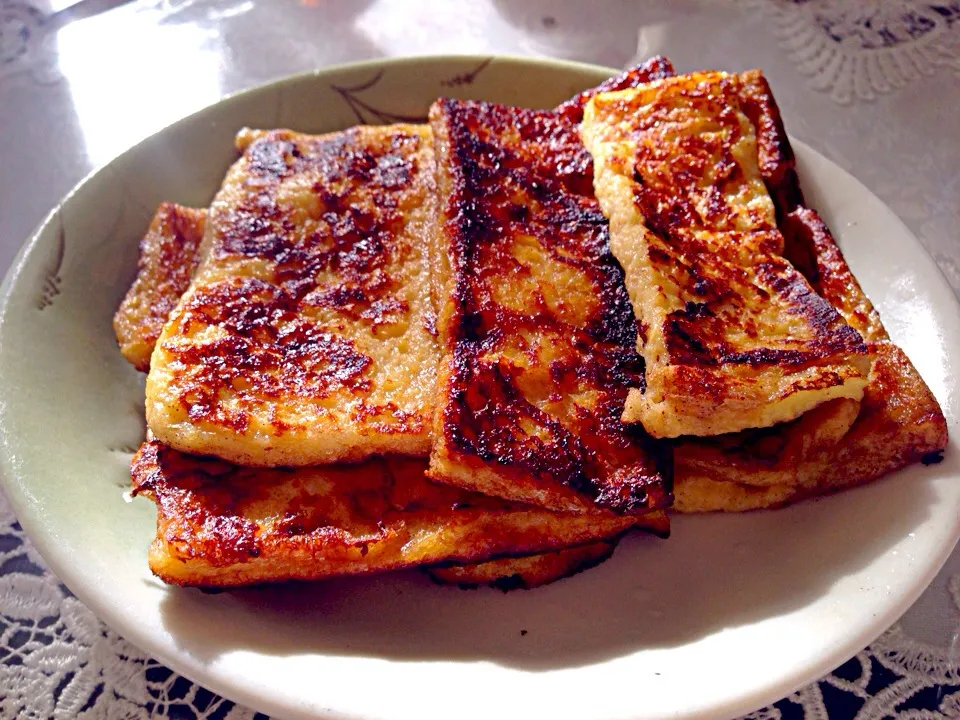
[0,56,957,720]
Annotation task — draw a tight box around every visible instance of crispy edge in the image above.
[555,55,677,122]
[781,208,888,343]
[674,342,948,513]
[426,539,619,591]
[738,69,805,222]
[427,508,670,590]
[131,441,651,587]
[114,204,207,372]
[739,69,884,344]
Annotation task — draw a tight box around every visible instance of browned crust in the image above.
[780,208,887,342]
[608,74,868,369]
[428,97,671,515]
[555,56,677,123]
[162,128,422,431]
[131,440,648,587]
[426,539,619,591]
[145,125,441,466]
[582,72,873,437]
[121,61,678,379]
[672,71,947,509]
[738,69,805,222]
[675,342,948,511]
[738,69,883,345]
[652,246,869,370]
[739,70,884,343]
[113,204,207,372]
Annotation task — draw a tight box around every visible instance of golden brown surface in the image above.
[114,204,207,372]
[145,126,440,467]
[674,397,861,490]
[427,539,619,591]
[131,440,661,587]
[427,97,671,515]
[671,78,947,511]
[555,56,676,123]
[581,72,872,438]
[737,69,805,222]
[675,342,948,511]
[121,59,947,588]
[781,207,886,342]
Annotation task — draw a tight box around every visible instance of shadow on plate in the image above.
[156,464,941,671]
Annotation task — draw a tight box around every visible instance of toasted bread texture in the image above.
[581,72,872,438]
[427,97,671,515]
[737,69,805,222]
[670,84,947,511]
[145,126,440,467]
[781,208,886,341]
[427,539,619,591]
[131,441,663,587]
[675,342,948,511]
[555,55,676,123]
[114,204,207,372]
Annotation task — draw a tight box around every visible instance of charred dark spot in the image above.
[169,277,373,431]
[491,574,527,593]
[247,136,299,178]
[433,97,671,515]
[684,301,711,318]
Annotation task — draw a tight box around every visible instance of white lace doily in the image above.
[745,0,960,104]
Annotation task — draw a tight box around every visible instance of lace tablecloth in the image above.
[2,1,959,718]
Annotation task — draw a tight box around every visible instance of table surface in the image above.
[1,1,959,718]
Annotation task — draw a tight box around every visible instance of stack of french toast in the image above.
[113,57,947,591]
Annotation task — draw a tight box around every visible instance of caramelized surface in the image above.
[114,204,206,372]
[581,72,872,438]
[427,539,619,591]
[555,55,676,123]
[675,342,948,511]
[145,126,440,466]
[428,97,671,515]
[781,207,886,342]
[738,69,805,222]
[121,59,946,569]
[671,76,947,510]
[131,441,664,587]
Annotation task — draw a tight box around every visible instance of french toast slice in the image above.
[145,125,440,467]
[670,88,947,509]
[427,539,619,591]
[131,441,665,587]
[581,72,872,438]
[114,204,207,372]
[428,97,671,515]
